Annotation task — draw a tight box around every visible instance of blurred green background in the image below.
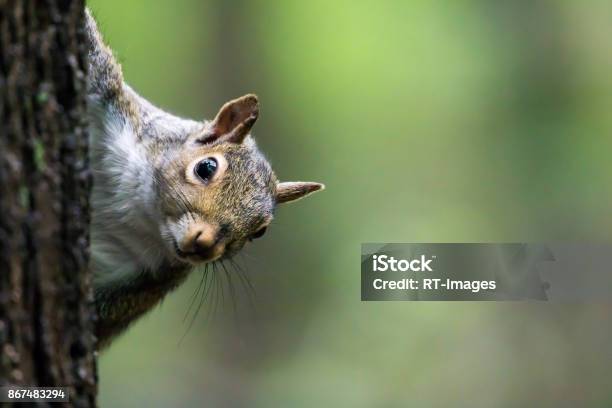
[88,1,612,406]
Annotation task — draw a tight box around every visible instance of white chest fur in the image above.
[88,100,167,287]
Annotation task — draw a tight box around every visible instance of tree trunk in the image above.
[0,0,96,406]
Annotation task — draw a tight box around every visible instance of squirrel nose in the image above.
[180,223,225,260]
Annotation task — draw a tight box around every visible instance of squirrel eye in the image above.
[251,226,267,240]
[194,158,218,182]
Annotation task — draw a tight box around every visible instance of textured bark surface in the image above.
[0,1,96,406]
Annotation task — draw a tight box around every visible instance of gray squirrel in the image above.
[84,9,324,348]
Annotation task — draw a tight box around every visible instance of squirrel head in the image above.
[156,94,324,265]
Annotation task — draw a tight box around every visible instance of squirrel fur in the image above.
[84,9,324,348]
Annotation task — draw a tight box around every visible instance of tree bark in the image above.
[0,1,96,406]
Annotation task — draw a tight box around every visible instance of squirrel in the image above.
[84,9,324,348]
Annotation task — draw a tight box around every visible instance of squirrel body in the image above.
[85,9,323,348]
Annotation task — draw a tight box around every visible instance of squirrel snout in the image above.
[178,223,225,261]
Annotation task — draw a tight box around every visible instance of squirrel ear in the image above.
[276,182,325,204]
[200,94,259,144]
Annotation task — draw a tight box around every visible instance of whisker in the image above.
[213,262,223,319]
[183,267,206,323]
[207,263,220,321]
[179,263,212,344]
[230,258,256,300]
[216,262,226,308]
[178,254,260,344]
[228,258,256,312]
[221,260,238,318]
